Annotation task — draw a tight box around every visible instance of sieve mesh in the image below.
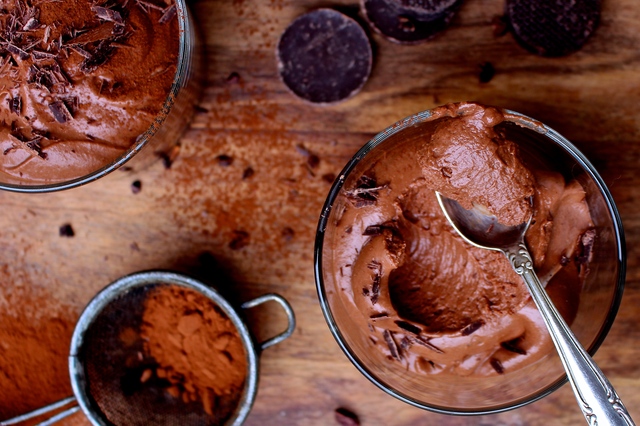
[77,283,242,426]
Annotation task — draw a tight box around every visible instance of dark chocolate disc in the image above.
[506,0,601,57]
[361,0,462,44]
[276,9,372,104]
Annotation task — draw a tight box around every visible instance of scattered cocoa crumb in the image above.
[322,172,335,184]
[281,227,295,241]
[59,223,75,237]
[9,96,21,115]
[479,62,495,83]
[461,319,485,336]
[490,357,505,374]
[158,145,181,169]
[576,228,596,267]
[334,407,360,426]
[560,254,570,266]
[307,154,320,169]
[131,180,142,194]
[130,242,140,251]
[491,15,509,37]
[226,71,240,83]
[229,230,250,250]
[194,104,209,113]
[242,167,254,180]
[216,154,233,167]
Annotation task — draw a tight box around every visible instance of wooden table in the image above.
[2,0,640,424]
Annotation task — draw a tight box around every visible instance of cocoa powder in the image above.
[140,285,248,423]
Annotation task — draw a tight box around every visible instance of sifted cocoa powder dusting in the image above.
[140,285,248,424]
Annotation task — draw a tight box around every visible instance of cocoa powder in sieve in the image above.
[140,285,248,423]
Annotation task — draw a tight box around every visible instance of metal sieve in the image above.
[1,271,295,426]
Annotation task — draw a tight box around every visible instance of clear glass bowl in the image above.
[314,105,626,414]
[0,0,202,193]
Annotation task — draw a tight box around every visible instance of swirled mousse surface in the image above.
[0,0,179,184]
[328,102,595,376]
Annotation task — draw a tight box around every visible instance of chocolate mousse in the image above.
[0,0,179,185]
[328,102,594,376]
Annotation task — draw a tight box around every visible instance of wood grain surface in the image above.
[2,0,640,425]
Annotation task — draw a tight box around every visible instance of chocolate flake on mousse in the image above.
[383,329,401,360]
[158,4,176,24]
[334,407,361,426]
[229,230,250,250]
[490,357,505,374]
[345,175,386,207]
[460,319,485,336]
[8,96,21,115]
[410,335,444,354]
[395,319,422,335]
[501,336,527,355]
[49,100,72,123]
[368,260,382,304]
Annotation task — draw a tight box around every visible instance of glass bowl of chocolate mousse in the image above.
[0,0,201,192]
[314,102,625,414]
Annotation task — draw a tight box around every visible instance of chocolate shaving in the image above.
[344,175,386,207]
[363,225,385,236]
[49,100,72,123]
[501,336,527,355]
[22,17,39,31]
[80,39,117,73]
[367,260,382,305]
[369,312,388,319]
[490,358,505,374]
[460,319,485,336]
[382,330,400,360]
[91,6,124,25]
[31,49,56,60]
[159,4,176,24]
[410,335,444,354]
[9,96,21,115]
[68,22,117,46]
[6,43,29,60]
[576,228,596,266]
[395,320,421,335]
[131,180,142,194]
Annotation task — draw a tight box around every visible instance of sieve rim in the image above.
[68,270,259,426]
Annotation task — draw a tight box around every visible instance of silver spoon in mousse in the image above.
[436,192,634,426]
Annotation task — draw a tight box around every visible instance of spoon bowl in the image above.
[436,192,634,426]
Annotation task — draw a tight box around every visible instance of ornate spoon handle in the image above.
[507,244,634,426]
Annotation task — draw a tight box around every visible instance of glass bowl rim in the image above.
[313,105,627,415]
[0,0,194,194]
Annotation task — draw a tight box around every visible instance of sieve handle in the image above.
[241,293,296,351]
[0,396,80,426]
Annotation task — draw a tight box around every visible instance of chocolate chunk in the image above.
[277,9,372,104]
[506,0,600,57]
[410,335,444,353]
[49,101,72,123]
[345,174,386,207]
[335,407,360,426]
[479,61,495,83]
[361,0,462,44]
[460,319,485,336]
[59,223,75,237]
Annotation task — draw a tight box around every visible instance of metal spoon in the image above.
[436,192,634,426]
